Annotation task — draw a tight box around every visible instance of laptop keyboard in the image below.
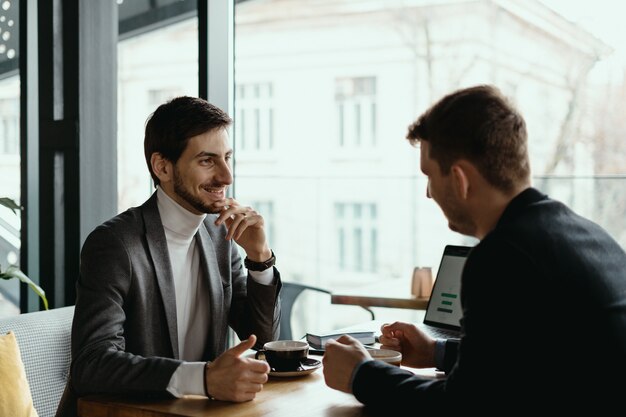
[422,325,460,339]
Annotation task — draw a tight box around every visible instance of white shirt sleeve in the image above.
[166,362,207,398]
[248,267,274,285]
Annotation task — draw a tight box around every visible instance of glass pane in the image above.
[117,2,198,212]
[0,0,18,73]
[0,76,20,317]
[0,0,20,317]
[234,0,626,332]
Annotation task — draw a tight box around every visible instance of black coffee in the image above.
[264,349,308,371]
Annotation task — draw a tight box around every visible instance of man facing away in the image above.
[322,85,626,412]
[57,96,281,415]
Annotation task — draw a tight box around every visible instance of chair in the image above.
[0,306,74,417]
[279,282,375,340]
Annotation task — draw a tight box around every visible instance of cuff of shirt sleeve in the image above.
[166,362,206,398]
[434,339,446,370]
[248,267,274,285]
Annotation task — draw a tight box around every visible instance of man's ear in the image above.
[451,163,470,200]
[150,153,172,183]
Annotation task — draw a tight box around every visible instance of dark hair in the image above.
[406,85,530,192]
[144,96,232,186]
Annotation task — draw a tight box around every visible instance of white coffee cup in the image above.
[368,348,402,366]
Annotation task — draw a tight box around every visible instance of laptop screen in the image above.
[423,245,472,330]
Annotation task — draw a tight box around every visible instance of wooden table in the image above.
[78,373,360,416]
[78,365,440,417]
[77,370,363,417]
[331,278,430,310]
[77,325,442,417]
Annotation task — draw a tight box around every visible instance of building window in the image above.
[251,200,275,248]
[148,89,180,109]
[335,77,376,148]
[0,98,19,156]
[335,202,378,272]
[236,83,274,151]
[117,15,198,213]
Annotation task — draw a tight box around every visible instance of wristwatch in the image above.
[244,250,276,271]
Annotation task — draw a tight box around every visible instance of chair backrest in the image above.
[279,282,374,340]
[0,306,74,417]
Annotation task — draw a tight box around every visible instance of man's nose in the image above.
[217,161,233,185]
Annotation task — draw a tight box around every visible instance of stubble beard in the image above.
[439,190,476,237]
[172,168,222,214]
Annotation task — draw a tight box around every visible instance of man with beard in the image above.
[322,85,626,412]
[57,96,280,415]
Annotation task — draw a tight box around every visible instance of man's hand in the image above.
[322,335,371,394]
[379,321,436,368]
[204,334,270,402]
[212,198,271,261]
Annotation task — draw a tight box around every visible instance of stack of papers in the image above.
[305,331,375,349]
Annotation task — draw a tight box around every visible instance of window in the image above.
[234,0,626,329]
[117,2,198,212]
[251,200,275,247]
[335,203,377,272]
[0,93,20,313]
[0,0,19,316]
[235,82,274,152]
[148,89,180,109]
[0,97,18,155]
[336,77,376,148]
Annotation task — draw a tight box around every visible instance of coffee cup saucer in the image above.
[248,353,322,377]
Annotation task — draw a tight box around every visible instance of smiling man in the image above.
[57,97,281,416]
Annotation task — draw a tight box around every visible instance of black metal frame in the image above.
[19,0,118,312]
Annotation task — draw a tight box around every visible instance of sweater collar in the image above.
[156,187,206,240]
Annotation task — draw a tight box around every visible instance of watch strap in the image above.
[244,250,276,271]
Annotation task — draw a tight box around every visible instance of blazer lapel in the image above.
[142,194,180,359]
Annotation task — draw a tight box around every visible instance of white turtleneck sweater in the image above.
[157,187,208,361]
[156,188,274,397]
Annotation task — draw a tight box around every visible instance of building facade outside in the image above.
[116,0,621,331]
[2,0,624,326]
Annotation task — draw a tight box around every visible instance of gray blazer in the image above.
[57,192,281,414]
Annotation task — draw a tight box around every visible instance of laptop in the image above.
[419,244,472,340]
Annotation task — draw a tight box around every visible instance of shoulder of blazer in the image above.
[88,193,157,242]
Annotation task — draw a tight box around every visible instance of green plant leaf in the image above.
[0,197,21,214]
[0,265,49,310]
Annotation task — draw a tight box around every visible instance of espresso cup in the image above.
[255,340,309,371]
[368,348,402,366]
